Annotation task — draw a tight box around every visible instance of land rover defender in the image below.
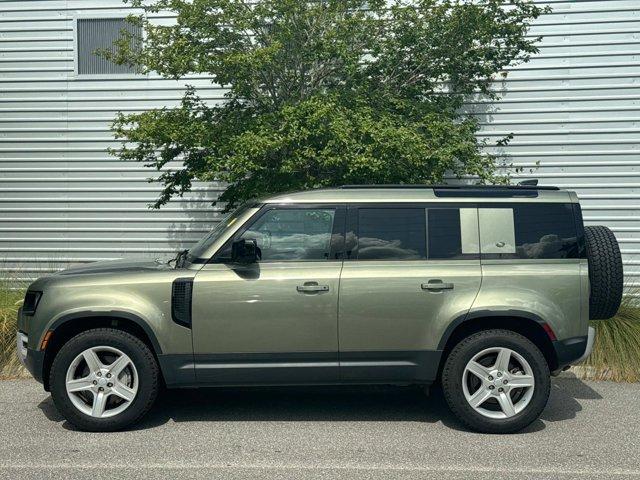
[16,185,623,433]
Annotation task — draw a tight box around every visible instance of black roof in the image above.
[338,184,560,198]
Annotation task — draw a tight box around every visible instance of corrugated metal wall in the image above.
[0,0,639,286]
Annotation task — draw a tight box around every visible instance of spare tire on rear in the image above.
[584,225,623,320]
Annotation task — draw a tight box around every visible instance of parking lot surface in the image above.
[0,374,639,479]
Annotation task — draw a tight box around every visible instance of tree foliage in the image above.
[107,0,547,209]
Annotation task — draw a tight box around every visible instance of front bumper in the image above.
[16,331,45,384]
[16,331,28,367]
[552,326,596,372]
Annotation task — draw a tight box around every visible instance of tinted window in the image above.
[241,208,335,261]
[428,209,465,259]
[513,204,579,259]
[357,209,426,260]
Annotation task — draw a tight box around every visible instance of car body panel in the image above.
[338,259,482,381]
[17,186,591,389]
[192,262,342,355]
[476,259,586,341]
[21,264,195,355]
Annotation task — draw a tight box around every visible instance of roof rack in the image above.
[339,184,559,191]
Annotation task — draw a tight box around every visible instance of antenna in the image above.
[517,179,539,187]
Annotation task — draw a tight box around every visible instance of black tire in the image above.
[49,328,159,432]
[585,225,623,320]
[441,329,550,434]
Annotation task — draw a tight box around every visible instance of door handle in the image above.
[296,283,330,293]
[421,280,454,291]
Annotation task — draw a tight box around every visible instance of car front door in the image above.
[191,204,345,384]
[338,204,482,383]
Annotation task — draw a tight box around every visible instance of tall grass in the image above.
[0,279,27,378]
[579,291,640,383]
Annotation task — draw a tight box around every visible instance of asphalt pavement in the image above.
[0,373,639,479]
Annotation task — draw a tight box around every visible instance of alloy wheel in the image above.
[462,347,535,419]
[65,346,139,418]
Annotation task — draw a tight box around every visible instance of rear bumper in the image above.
[574,326,596,364]
[552,326,595,371]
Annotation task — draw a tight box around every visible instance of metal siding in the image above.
[0,0,638,287]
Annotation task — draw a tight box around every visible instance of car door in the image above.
[338,204,482,383]
[191,204,345,384]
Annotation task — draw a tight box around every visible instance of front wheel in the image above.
[441,329,550,433]
[49,328,160,431]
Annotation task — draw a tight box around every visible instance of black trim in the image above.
[193,352,339,385]
[339,350,442,383]
[339,184,559,191]
[22,291,42,316]
[24,348,45,384]
[171,278,193,328]
[572,203,588,259]
[48,311,163,354]
[437,309,552,351]
[434,188,538,198]
[157,350,442,387]
[553,335,588,369]
[158,353,196,386]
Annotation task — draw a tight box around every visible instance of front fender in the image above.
[27,272,194,357]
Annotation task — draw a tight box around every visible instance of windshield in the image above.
[188,203,252,261]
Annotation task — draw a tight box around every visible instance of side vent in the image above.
[171,278,194,328]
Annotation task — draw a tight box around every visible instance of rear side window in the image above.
[357,208,426,260]
[353,207,478,260]
[479,203,581,259]
[513,204,580,259]
[428,209,463,259]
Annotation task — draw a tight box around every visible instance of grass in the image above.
[1,279,640,382]
[579,293,640,383]
[0,279,28,378]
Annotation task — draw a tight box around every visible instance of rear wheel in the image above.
[442,329,550,433]
[49,328,159,431]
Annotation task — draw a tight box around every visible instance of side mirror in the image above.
[231,239,260,264]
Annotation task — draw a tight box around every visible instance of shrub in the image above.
[579,291,640,383]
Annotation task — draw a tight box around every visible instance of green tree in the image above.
[108,0,547,209]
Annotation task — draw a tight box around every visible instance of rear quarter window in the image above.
[479,203,582,259]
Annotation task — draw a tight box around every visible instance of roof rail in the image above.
[339,184,559,191]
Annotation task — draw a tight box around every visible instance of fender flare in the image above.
[48,310,163,354]
[436,309,553,351]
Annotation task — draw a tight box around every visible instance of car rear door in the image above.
[337,204,482,383]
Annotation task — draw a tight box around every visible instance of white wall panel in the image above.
[0,0,639,285]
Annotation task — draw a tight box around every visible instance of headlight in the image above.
[22,291,42,315]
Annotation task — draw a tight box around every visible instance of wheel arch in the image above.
[41,312,163,391]
[437,310,559,376]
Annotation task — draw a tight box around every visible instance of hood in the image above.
[54,258,172,276]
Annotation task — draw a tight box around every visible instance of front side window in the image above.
[189,203,252,260]
[240,208,336,261]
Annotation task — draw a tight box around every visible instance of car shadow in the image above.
[37,373,602,434]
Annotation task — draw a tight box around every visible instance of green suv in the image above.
[16,185,623,433]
